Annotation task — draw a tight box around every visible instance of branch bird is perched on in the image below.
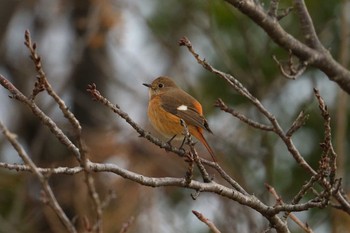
[143,76,216,162]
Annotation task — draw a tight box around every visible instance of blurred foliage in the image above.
[0,0,349,232]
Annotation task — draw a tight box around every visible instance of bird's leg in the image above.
[166,134,177,146]
[179,119,190,153]
[179,136,186,151]
[179,134,197,151]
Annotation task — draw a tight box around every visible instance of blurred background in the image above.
[0,0,349,232]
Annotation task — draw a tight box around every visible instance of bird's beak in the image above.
[143,83,151,88]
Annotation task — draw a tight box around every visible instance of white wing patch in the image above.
[177,105,188,111]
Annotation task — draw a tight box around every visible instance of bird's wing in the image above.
[160,91,212,133]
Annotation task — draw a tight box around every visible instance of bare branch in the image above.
[314,88,337,185]
[292,0,323,50]
[266,184,314,233]
[0,75,81,161]
[184,150,195,184]
[180,36,350,214]
[288,175,320,211]
[119,216,135,233]
[0,26,348,232]
[286,110,309,137]
[179,36,314,175]
[215,98,274,132]
[224,0,350,94]
[0,162,83,174]
[0,158,294,232]
[24,30,81,132]
[180,119,212,183]
[192,210,221,233]
[0,122,77,233]
[24,30,102,233]
[272,52,308,80]
[203,161,248,195]
[1,156,332,232]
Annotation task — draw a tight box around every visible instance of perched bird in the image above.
[143,76,216,161]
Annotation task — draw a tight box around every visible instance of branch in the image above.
[283,175,320,221]
[0,160,327,215]
[119,216,135,233]
[223,0,350,94]
[192,210,221,233]
[3,30,104,232]
[215,98,274,132]
[180,119,212,183]
[0,122,77,233]
[266,184,314,233]
[314,88,337,185]
[292,0,322,50]
[203,161,248,195]
[179,36,314,175]
[0,75,81,160]
[286,110,309,138]
[0,162,83,174]
[179,36,350,214]
[272,52,308,80]
[24,30,81,132]
[27,29,103,231]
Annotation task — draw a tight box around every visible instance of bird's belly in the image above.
[148,101,184,140]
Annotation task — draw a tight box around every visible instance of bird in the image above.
[143,76,216,162]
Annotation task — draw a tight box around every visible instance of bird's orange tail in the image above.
[190,127,216,162]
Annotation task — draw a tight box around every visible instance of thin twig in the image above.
[0,75,80,160]
[101,190,117,210]
[24,30,103,232]
[0,122,77,233]
[119,216,135,233]
[192,210,221,233]
[286,110,309,138]
[272,53,308,80]
[180,119,212,183]
[265,183,314,233]
[314,88,337,185]
[283,175,320,220]
[215,98,274,131]
[203,160,248,195]
[77,139,103,233]
[24,30,81,132]
[184,152,195,185]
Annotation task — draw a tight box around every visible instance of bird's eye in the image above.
[158,83,164,88]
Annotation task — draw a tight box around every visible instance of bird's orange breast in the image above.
[148,96,185,139]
